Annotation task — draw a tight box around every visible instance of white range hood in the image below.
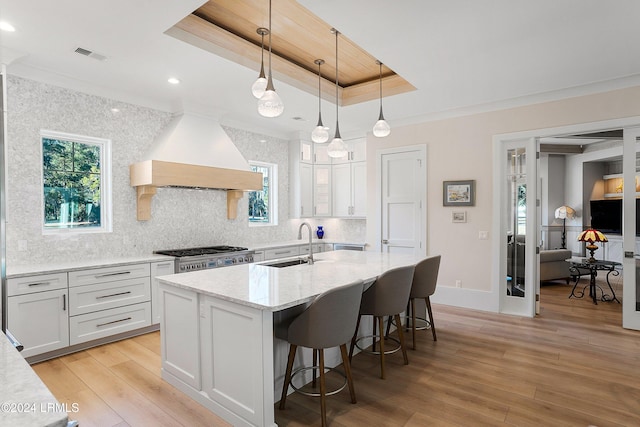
[129,113,262,221]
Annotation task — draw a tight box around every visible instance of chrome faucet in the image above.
[298,222,314,264]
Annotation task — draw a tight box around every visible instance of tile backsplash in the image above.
[5,76,365,267]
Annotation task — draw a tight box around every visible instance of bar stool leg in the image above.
[411,298,417,350]
[319,349,327,427]
[312,349,318,387]
[378,316,386,379]
[340,344,357,404]
[279,344,297,410]
[394,314,409,365]
[426,296,437,341]
[349,315,361,361]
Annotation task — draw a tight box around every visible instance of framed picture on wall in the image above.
[443,180,475,206]
[452,211,467,223]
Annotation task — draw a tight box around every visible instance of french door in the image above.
[622,127,640,330]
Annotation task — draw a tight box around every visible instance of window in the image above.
[41,130,112,233]
[248,161,277,226]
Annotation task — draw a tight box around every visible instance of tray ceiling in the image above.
[166,0,415,106]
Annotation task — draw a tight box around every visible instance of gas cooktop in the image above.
[154,245,248,258]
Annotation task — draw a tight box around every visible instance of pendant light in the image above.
[251,27,269,99]
[372,60,391,137]
[257,0,284,118]
[327,28,348,158]
[311,59,329,143]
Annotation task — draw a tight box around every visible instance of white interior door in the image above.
[622,127,640,330]
[379,146,426,256]
[499,138,538,317]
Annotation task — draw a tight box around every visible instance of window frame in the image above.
[40,130,112,235]
[248,160,278,227]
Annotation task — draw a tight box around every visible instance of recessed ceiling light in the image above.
[167,77,181,85]
[0,22,15,32]
[110,108,120,113]
[259,139,267,143]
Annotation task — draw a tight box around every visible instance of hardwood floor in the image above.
[33,277,640,426]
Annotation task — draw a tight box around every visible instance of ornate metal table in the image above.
[567,257,621,305]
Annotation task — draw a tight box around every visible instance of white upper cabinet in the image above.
[332,138,366,164]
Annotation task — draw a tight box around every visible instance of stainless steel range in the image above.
[154,245,254,273]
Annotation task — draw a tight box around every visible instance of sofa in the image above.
[507,236,572,284]
[539,249,572,284]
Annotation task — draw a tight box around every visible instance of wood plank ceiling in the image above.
[166,0,415,106]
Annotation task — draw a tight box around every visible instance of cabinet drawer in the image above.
[69,277,151,316]
[69,302,151,345]
[69,263,150,287]
[7,273,68,296]
[264,247,300,260]
[299,244,324,255]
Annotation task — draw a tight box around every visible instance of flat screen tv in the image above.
[590,199,622,234]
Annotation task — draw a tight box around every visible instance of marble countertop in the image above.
[157,250,419,312]
[0,331,68,427]
[7,254,174,279]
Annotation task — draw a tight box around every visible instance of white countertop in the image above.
[7,254,174,278]
[157,250,420,312]
[0,331,68,427]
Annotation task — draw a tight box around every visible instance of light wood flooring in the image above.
[33,277,640,426]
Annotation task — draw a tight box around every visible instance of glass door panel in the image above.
[623,128,640,330]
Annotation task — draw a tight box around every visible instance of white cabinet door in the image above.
[300,140,313,163]
[264,246,299,260]
[351,161,367,217]
[160,284,201,389]
[7,288,69,358]
[200,295,271,427]
[332,163,351,217]
[252,251,265,262]
[314,165,332,216]
[350,138,367,162]
[151,260,175,324]
[314,143,331,164]
[300,163,313,218]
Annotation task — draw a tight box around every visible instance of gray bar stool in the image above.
[349,265,415,379]
[277,280,364,427]
[408,255,441,347]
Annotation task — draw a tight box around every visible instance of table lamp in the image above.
[577,228,607,262]
[554,205,575,249]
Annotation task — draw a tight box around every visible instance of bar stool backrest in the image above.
[410,256,441,299]
[288,280,364,349]
[360,265,415,317]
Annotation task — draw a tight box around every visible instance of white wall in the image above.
[365,84,640,303]
[5,76,365,267]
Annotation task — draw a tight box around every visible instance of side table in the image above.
[566,257,621,305]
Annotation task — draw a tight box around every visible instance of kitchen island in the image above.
[157,250,420,427]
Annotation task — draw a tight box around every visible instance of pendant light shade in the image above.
[251,27,269,99]
[373,60,391,137]
[311,59,329,143]
[257,0,284,118]
[327,28,348,158]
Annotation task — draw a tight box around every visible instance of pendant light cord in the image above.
[334,28,341,139]
[378,60,385,120]
[265,0,274,91]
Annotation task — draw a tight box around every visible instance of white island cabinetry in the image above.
[158,250,419,427]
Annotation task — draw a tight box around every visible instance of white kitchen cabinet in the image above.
[332,161,367,218]
[160,283,201,389]
[151,260,174,324]
[314,165,332,216]
[299,163,313,217]
[68,262,152,345]
[7,277,69,358]
[264,246,300,260]
[332,138,366,164]
[314,143,331,164]
[299,243,324,255]
[252,251,265,262]
[299,140,313,164]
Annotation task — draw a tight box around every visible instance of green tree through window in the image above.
[42,134,106,230]
[248,162,277,225]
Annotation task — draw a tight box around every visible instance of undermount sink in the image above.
[262,257,311,268]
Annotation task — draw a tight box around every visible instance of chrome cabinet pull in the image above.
[382,239,389,244]
[274,250,291,255]
[96,291,132,300]
[95,271,131,278]
[96,317,132,328]
[28,282,50,287]
[156,262,172,267]
[63,294,66,311]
